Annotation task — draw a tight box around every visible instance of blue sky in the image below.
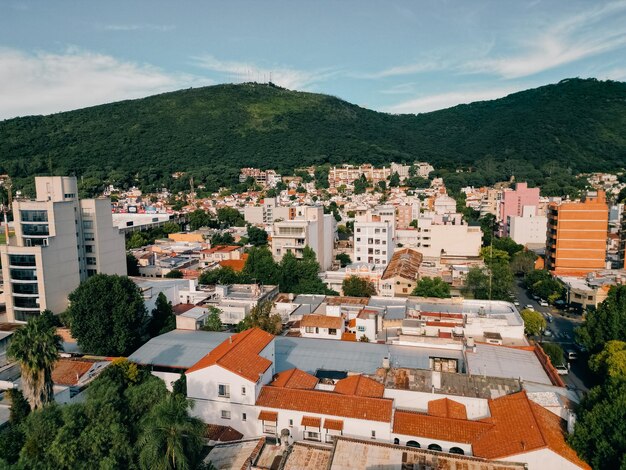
[1,0,626,119]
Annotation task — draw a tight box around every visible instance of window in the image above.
[84,232,95,241]
[83,220,93,229]
[241,386,246,396]
[356,257,361,261]
[356,237,361,242]
[85,245,94,253]
[289,419,293,427]
[305,326,315,334]
[218,384,230,398]
[329,328,337,335]
[382,228,386,233]
[371,430,376,439]
[427,444,442,452]
[221,410,231,419]
[374,229,380,234]
[242,413,247,421]
[356,228,361,233]
[357,325,365,332]
[86,257,96,266]
[304,431,321,442]
[449,447,464,455]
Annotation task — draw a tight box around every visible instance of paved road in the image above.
[511,278,593,392]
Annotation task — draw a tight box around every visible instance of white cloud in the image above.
[385,86,520,114]
[192,54,334,90]
[364,61,445,79]
[0,47,213,120]
[101,24,176,32]
[463,1,626,78]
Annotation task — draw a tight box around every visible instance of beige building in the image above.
[0,177,125,322]
[271,206,335,270]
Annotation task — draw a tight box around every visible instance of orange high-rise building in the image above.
[545,191,608,275]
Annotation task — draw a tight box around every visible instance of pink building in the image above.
[499,182,540,237]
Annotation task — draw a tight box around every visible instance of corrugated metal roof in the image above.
[466,344,551,385]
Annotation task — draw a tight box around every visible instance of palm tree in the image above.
[138,393,205,470]
[7,315,61,410]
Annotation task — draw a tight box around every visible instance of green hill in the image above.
[1,78,625,196]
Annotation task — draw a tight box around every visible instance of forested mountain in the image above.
[1,78,625,196]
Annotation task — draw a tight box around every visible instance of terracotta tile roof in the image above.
[51,360,94,386]
[256,386,393,423]
[341,332,357,342]
[334,375,385,398]
[201,245,241,254]
[204,424,244,442]
[258,410,278,421]
[427,398,468,420]
[219,256,247,272]
[419,312,464,320]
[186,328,274,381]
[301,416,322,427]
[173,303,196,314]
[300,314,343,329]
[393,409,492,443]
[323,419,344,431]
[473,392,590,468]
[270,368,318,389]
[425,321,458,328]
[325,296,370,306]
[381,248,423,281]
[348,318,356,328]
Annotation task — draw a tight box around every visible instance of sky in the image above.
[1,0,626,120]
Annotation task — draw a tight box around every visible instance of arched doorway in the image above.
[449,447,464,455]
[406,440,420,448]
[427,444,442,452]
[393,438,400,445]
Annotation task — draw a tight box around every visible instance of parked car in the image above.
[545,313,553,323]
[513,300,520,306]
[555,364,569,375]
[543,329,553,337]
[567,350,578,361]
[539,299,549,307]
[531,294,540,300]
[525,304,534,310]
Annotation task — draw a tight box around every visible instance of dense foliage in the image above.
[2,79,625,196]
[0,359,206,469]
[576,285,626,354]
[342,276,377,298]
[411,277,451,298]
[66,274,147,356]
[520,309,547,336]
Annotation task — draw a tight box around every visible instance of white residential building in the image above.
[353,206,396,267]
[507,205,548,246]
[0,177,126,322]
[271,206,335,270]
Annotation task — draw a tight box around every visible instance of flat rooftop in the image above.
[204,438,263,470]
[281,442,331,469]
[129,330,465,375]
[466,343,552,385]
[370,367,521,399]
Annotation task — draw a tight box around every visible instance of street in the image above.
[512,278,594,393]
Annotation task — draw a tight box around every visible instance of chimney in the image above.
[431,370,441,390]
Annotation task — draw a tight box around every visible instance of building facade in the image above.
[499,182,540,237]
[0,177,126,322]
[545,191,608,275]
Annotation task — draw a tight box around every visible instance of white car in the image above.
[513,300,520,306]
[539,300,549,307]
[543,329,553,337]
[555,364,569,375]
[525,304,534,310]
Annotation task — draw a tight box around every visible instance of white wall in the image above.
[502,448,584,470]
[384,389,490,420]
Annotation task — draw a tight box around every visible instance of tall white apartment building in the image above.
[271,206,335,270]
[0,176,126,322]
[507,206,547,247]
[354,206,396,267]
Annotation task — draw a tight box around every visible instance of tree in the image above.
[126,252,140,276]
[480,246,510,264]
[335,253,352,267]
[569,378,626,470]
[377,180,387,191]
[462,266,489,299]
[510,251,536,276]
[492,237,524,257]
[165,269,184,279]
[541,342,565,366]
[149,292,176,337]
[210,231,235,245]
[576,285,626,354]
[188,209,213,230]
[520,308,547,336]
[138,394,205,470]
[243,247,280,286]
[217,207,245,227]
[247,225,268,246]
[127,231,148,249]
[479,214,498,246]
[359,335,370,342]
[412,277,451,298]
[199,266,247,285]
[67,274,147,356]
[590,341,626,379]
[353,175,368,194]
[236,301,282,335]
[172,374,187,397]
[342,276,377,297]
[202,307,223,332]
[389,172,401,187]
[8,315,61,410]
[7,389,30,424]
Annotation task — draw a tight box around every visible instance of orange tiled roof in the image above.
[271,368,318,389]
[341,332,357,342]
[201,245,241,254]
[473,392,590,468]
[427,398,468,420]
[256,386,393,423]
[204,424,244,442]
[348,318,356,328]
[219,255,248,272]
[300,314,343,329]
[173,303,196,314]
[324,419,344,431]
[186,328,274,381]
[393,409,492,444]
[258,410,278,421]
[334,375,385,398]
[51,360,94,386]
[301,416,321,427]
